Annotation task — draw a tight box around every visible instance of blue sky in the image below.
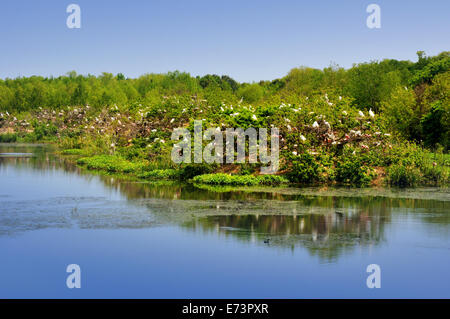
[0,0,448,82]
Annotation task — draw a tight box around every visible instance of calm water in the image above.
[0,144,449,298]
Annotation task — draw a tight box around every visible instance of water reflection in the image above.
[185,214,382,262]
[179,197,448,261]
[1,144,449,262]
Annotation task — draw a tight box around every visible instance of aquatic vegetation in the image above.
[77,155,145,173]
[193,173,259,186]
[137,169,181,180]
[193,173,288,186]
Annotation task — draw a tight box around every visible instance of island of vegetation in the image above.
[0,51,448,188]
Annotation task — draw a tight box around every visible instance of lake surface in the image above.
[0,144,449,298]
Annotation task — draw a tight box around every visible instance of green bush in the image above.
[61,148,89,156]
[335,156,372,186]
[387,164,420,187]
[137,169,180,180]
[286,153,320,184]
[77,155,144,173]
[257,175,289,186]
[193,173,288,186]
[421,164,448,185]
[193,173,259,186]
[31,122,58,140]
[0,133,18,143]
[180,163,214,180]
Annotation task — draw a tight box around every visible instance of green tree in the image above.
[421,101,449,150]
[381,86,416,139]
[345,62,401,111]
[237,83,264,103]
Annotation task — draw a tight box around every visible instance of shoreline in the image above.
[2,142,449,193]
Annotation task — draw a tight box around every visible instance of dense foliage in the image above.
[1,51,449,187]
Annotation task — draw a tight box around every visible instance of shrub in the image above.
[387,164,420,187]
[335,156,372,186]
[180,163,214,180]
[77,155,144,173]
[0,133,18,143]
[193,173,288,186]
[61,148,89,156]
[286,153,320,184]
[31,122,58,140]
[420,164,448,185]
[137,169,180,180]
[193,173,259,186]
[257,175,289,186]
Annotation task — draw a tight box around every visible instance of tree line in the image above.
[0,51,448,150]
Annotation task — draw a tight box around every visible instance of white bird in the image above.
[369,109,375,118]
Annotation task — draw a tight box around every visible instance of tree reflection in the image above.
[1,144,449,262]
[181,209,387,262]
